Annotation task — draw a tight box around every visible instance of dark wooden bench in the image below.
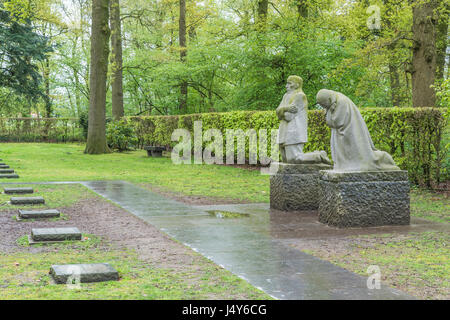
[144,146,166,157]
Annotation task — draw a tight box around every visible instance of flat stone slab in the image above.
[144,146,166,157]
[50,264,119,284]
[0,174,19,179]
[0,165,10,169]
[0,169,15,174]
[319,170,410,228]
[270,162,333,211]
[4,187,33,194]
[19,209,60,219]
[31,227,81,242]
[11,197,45,205]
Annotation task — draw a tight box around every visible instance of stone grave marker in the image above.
[50,264,119,284]
[11,197,45,205]
[0,169,15,174]
[0,174,19,179]
[18,209,60,220]
[30,227,82,243]
[4,187,33,194]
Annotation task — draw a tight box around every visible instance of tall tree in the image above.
[0,7,52,101]
[85,0,111,154]
[179,0,187,113]
[411,0,438,107]
[110,0,124,120]
[436,0,449,80]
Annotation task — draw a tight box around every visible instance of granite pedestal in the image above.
[270,162,333,211]
[318,170,410,228]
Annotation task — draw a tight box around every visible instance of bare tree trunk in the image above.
[296,0,308,18]
[85,0,111,154]
[258,0,268,24]
[179,0,187,113]
[44,57,52,117]
[436,0,449,80]
[411,0,438,108]
[110,0,124,120]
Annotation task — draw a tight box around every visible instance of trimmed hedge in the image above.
[0,118,83,143]
[129,108,449,187]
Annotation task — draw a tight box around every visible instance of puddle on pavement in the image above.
[207,210,250,219]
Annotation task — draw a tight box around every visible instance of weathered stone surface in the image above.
[271,163,333,211]
[31,227,81,242]
[50,264,119,284]
[0,165,10,169]
[19,209,60,219]
[0,174,19,179]
[318,170,410,228]
[0,169,14,174]
[144,146,165,157]
[11,197,45,205]
[4,187,33,194]
[317,89,400,172]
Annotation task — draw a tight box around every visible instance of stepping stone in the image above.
[0,174,19,179]
[50,263,119,284]
[4,187,33,194]
[11,197,45,205]
[31,227,82,242]
[18,209,60,220]
[0,169,15,174]
[0,165,10,169]
[0,163,6,165]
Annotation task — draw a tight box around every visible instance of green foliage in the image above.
[78,111,89,139]
[0,117,83,142]
[0,6,52,99]
[106,119,138,151]
[130,107,449,187]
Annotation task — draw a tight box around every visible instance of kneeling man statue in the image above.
[276,76,331,165]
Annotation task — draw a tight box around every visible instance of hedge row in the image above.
[0,118,84,143]
[129,108,449,187]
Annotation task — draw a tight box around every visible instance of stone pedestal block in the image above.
[270,163,333,211]
[318,170,410,228]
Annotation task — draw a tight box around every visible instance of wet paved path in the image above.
[79,181,413,300]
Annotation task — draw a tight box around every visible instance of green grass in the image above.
[304,231,449,299]
[0,243,270,300]
[410,188,449,223]
[1,143,269,203]
[0,184,96,210]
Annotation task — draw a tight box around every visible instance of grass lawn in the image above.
[1,143,269,203]
[0,183,270,300]
[0,142,448,299]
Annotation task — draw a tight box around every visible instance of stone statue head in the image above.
[316,89,337,110]
[286,76,303,93]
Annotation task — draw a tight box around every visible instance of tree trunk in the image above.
[296,0,308,18]
[44,57,52,117]
[179,0,187,113]
[389,62,402,107]
[110,0,124,120]
[85,0,111,154]
[258,0,269,24]
[436,1,449,80]
[411,0,438,108]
